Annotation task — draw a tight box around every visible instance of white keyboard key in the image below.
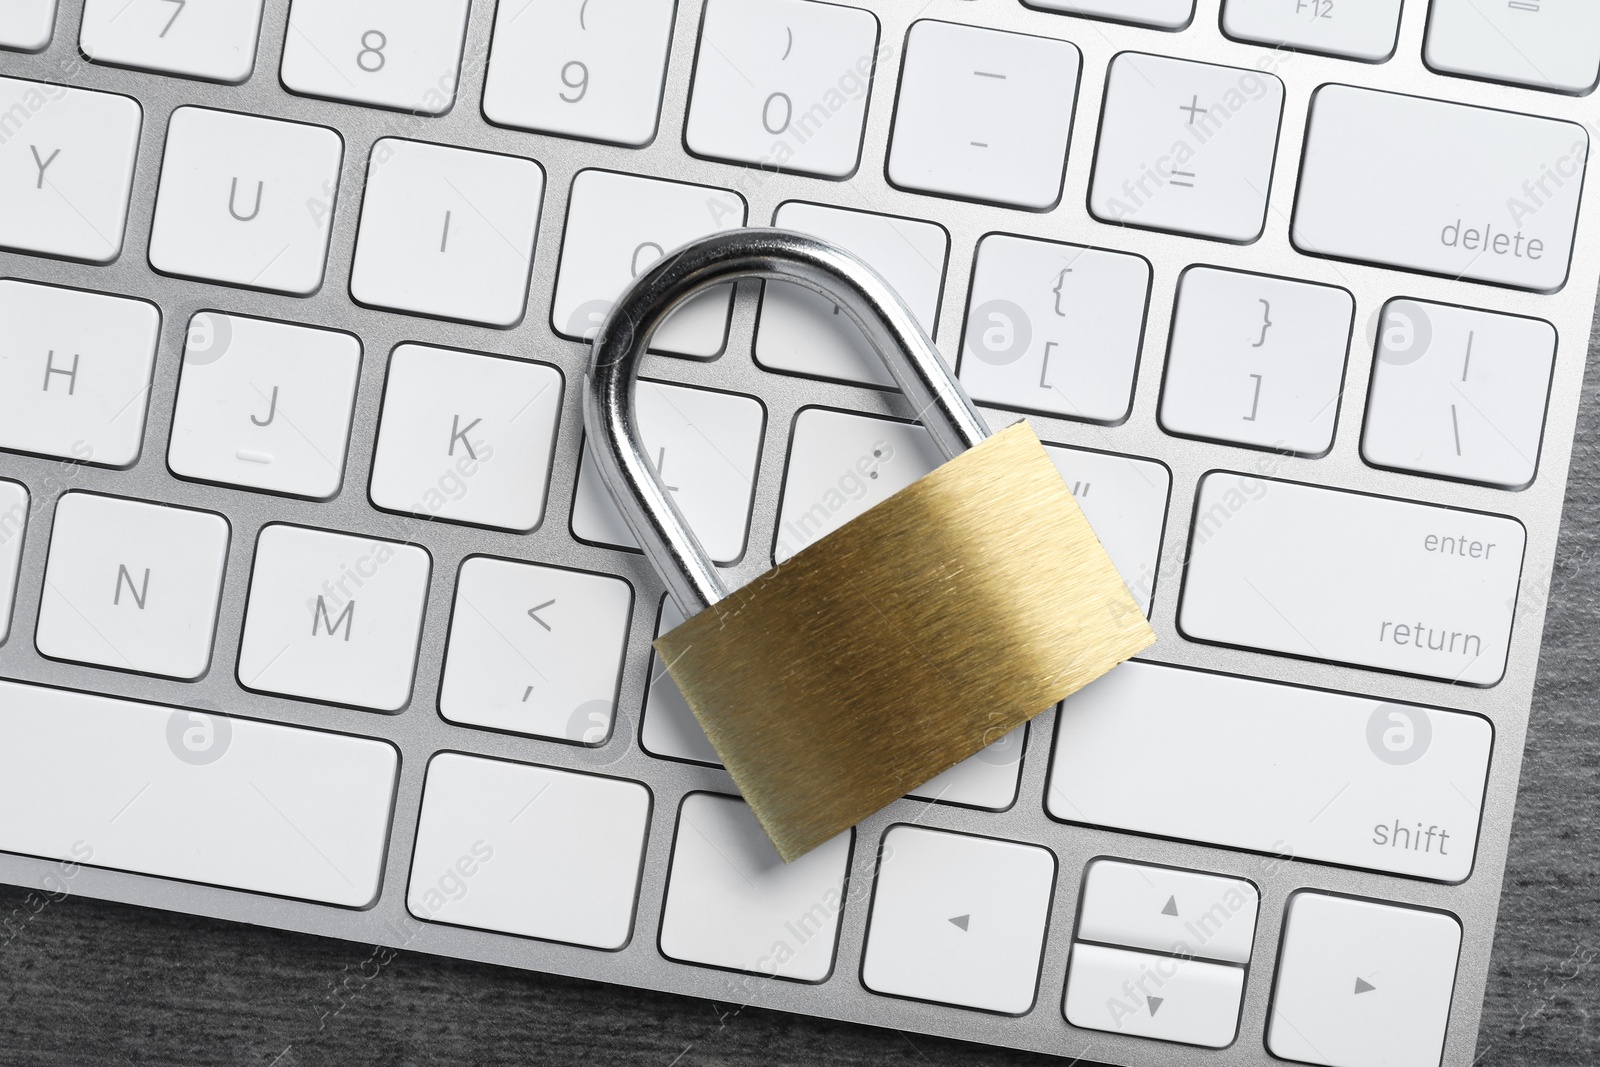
[169,312,360,499]
[686,0,879,178]
[149,107,342,295]
[660,793,851,980]
[1049,662,1493,881]
[1090,53,1284,242]
[36,493,229,679]
[1160,267,1354,455]
[1024,0,1194,30]
[1269,893,1462,1067]
[80,0,265,83]
[887,20,1080,209]
[907,724,1026,810]
[1426,0,1600,94]
[571,380,764,563]
[483,0,675,147]
[1294,86,1587,291]
[1182,473,1524,684]
[0,0,56,50]
[1222,0,1401,61]
[1064,942,1244,1048]
[960,235,1150,425]
[1042,445,1170,614]
[0,280,160,467]
[407,753,649,948]
[0,78,140,263]
[642,595,720,764]
[0,481,28,644]
[281,0,471,113]
[1363,300,1556,489]
[774,408,942,562]
[552,170,747,356]
[370,344,563,531]
[862,826,1055,1013]
[0,681,398,907]
[351,139,543,327]
[1077,859,1258,964]
[440,557,633,741]
[643,595,1026,804]
[756,201,948,387]
[237,525,431,711]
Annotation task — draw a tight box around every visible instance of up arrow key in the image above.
[1353,977,1376,995]
[1161,895,1178,917]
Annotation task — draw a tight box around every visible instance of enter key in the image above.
[1180,473,1525,685]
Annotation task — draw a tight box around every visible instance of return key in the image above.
[1181,473,1524,685]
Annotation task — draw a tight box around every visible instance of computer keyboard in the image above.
[0,1,1596,1064]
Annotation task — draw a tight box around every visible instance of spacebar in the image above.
[1049,662,1492,882]
[0,681,398,906]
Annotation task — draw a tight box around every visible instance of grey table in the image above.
[2,354,1597,1067]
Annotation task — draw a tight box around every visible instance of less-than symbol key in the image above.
[527,599,555,631]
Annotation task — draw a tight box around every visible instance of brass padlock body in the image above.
[656,421,1154,861]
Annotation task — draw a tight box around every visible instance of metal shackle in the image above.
[583,228,993,618]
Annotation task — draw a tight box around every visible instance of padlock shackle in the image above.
[585,228,991,617]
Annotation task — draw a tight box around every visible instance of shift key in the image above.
[1293,84,1588,292]
[1181,473,1524,685]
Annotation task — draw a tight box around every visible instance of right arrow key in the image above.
[1269,892,1462,1067]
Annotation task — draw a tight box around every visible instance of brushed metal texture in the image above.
[661,423,1153,861]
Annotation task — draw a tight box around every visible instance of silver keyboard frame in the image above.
[0,1,1594,1063]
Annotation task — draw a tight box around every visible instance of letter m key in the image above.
[311,595,355,641]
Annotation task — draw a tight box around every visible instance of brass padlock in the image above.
[585,229,1155,861]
